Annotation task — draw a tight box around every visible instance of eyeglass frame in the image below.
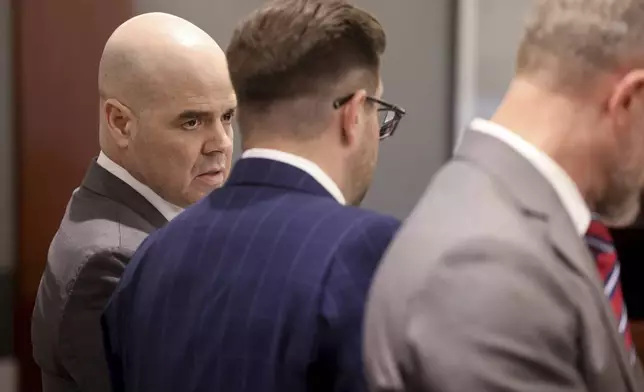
[332,93,406,140]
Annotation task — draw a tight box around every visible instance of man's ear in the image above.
[103,98,135,148]
[608,69,644,128]
[340,89,368,146]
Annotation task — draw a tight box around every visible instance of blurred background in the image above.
[5,0,638,391]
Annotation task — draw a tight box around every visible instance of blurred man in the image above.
[31,12,235,392]
[365,0,644,391]
[102,1,405,391]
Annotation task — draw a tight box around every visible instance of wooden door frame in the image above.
[12,1,132,390]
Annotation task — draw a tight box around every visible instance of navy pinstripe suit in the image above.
[102,157,401,392]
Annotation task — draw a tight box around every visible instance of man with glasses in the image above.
[101,0,405,391]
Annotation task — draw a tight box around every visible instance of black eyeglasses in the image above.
[333,93,406,140]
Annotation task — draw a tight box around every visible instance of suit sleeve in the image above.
[318,216,400,392]
[399,240,587,392]
[58,250,128,392]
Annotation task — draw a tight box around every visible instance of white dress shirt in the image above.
[470,118,591,235]
[241,148,346,205]
[96,151,183,221]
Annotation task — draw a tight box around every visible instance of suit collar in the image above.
[81,159,168,229]
[225,157,336,201]
[456,130,638,389]
[241,148,346,204]
[454,130,598,285]
[469,119,590,235]
[97,151,183,221]
[455,130,567,222]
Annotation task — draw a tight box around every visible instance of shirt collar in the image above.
[241,148,346,205]
[96,151,183,221]
[470,118,591,235]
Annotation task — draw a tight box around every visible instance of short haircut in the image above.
[516,0,644,91]
[226,0,386,114]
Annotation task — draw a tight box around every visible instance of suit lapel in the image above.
[456,130,638,389]
[225,157,335,200]
[548,211,638,390]
[81,159,168,229]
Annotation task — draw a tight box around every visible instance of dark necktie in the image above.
[585,218,635,363]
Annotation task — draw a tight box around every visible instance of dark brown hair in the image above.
[226,0,386,110]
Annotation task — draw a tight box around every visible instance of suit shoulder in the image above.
[337,207,400,240]
[365,237,580,392]
[52,189,153,258]
[318,209,400,324]
[326,208,400,272]
[313,200,399,226]
[421,238,577,341]
[44,190,152,304]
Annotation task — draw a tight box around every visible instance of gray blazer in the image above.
[31,159,168,392]
[364,131,644,392]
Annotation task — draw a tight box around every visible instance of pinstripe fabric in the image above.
[102,157,401,392]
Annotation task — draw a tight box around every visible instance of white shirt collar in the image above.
[96,151,183,221]
[470,118,591,235]
[241,148,346,205]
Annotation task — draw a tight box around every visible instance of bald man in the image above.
[31,13,236,392]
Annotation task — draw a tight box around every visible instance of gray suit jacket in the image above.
[364,131,644,392]
[31,159,168,392]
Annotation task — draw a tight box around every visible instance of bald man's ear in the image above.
[103,98,135,148]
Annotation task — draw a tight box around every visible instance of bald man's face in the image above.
[122,68,236,207]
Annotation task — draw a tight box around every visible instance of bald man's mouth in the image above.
[196,169,225,187]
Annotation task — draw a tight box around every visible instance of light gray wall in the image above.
[476,1,531,114]
[134,0,455,219]
[133,1,263,48]
[454,0,532,141]
[352,0,454,218]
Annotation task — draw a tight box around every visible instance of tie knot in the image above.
[586,218,614,245]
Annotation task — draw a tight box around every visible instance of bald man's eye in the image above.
[222,110,235,124]
[181,119,201,131]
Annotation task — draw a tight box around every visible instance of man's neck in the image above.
[491,79,601,210]
[243,140,348,200]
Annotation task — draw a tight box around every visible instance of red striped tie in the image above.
[585,218,635,363]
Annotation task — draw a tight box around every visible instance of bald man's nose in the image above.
[202,123,232,154]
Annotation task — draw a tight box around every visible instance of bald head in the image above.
[98,13,236,207]
[99,12,228,111]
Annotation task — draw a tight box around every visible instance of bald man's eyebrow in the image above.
[177,110,213,120]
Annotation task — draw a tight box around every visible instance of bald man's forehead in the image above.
[125,44,232,105]
[138,79,236,122]
[166,90,237,110]
[150,65,233,103]
[139,40,226,72]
